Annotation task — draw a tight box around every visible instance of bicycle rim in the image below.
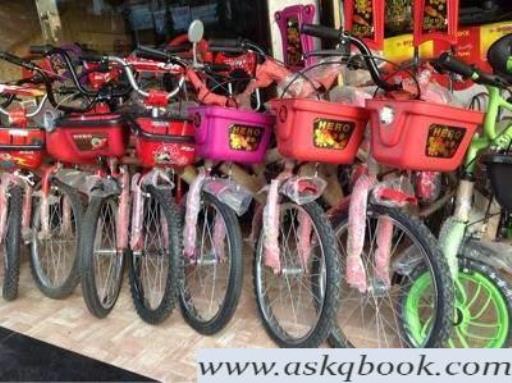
[134,194,170,310]
[182,198,232,323]
[255,203,326,344]
[335,210,439,347]
[93,198,123,310]
[405,269,509,348]
[32,191,77,289]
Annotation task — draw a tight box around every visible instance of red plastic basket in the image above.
[46,114,128,165]
[134,117,195,168]
[270,98,369,164]
[0,127,45,170]
[367,99,484,171]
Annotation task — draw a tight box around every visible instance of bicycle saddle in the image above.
[487,33,512,84]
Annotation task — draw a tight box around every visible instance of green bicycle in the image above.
[404,35,512,348]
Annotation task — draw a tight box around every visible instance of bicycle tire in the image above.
[128,185,182,324]
[328,204,453,348]
[253,198,341,348]
[179,192,243,335]
[30,179,83,299]
[79,195,124,318]
[2,185,23,301]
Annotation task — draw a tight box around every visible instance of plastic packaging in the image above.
[374,217,394,287]
[297,210,313,269]
[329,86,373,108]
[263,179,281,273]
[414,171,442,203]
[130,173,144,251]
[372,177,417,208]
[213,214,227,261]
[203,178,252,216]
[346,173,374,292]
[183,170,206,259]
[280,175,327,205]
[116,167,131,250]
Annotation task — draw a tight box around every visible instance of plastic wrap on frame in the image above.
[22,186,33,240]
[263,179,281,273]
[403,68,462,106]
[130,173,143,251]
[61,191,72,235]
[329,86,373,108]
[297,210,313,269]
[374,217,394,287]
[0,173,18,243]
[203,178,252,216]
[276,59,344,99]
[371,177,416,208]
[249,203,264,244]
[346,173,374,293]
[414,171,441,203]
[116,167,131,251]
[213,213,226,261]
[280,176,327,205]
[183,170,206,259]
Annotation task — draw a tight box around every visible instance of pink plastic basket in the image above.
[188,106,274,164]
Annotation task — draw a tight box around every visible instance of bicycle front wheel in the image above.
[2,185,23,301]
[253,199,341,348]
[80,195,124,318]
[31,180,83,299]
[330,204,453,348]
[129,185,182,324]
[179,193,243,335]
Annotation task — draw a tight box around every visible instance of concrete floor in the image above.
[0,245,276,383]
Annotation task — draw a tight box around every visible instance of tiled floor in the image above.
[0,244,276,383]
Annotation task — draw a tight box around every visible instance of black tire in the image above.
[457,258,512,348]
[2,185,23,301]
[253,199,341,348]
[128,185,182,325]
[328,204,453,348]
[30,180,83,299]
[80,195,124,318]
[179,192,243,335]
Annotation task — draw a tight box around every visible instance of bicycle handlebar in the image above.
[300,24,398,92]
[434,52,509,88]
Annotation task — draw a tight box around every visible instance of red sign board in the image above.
[413,0,460,46]
[343,0,385,50]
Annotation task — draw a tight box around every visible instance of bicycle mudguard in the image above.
[203,178,252,217]
[279,175,327,206]
[462,240,512,275]
[81,175,120,199]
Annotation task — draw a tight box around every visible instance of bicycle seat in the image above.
[487,33,512,84]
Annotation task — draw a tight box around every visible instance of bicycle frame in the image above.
[441,86,512,280]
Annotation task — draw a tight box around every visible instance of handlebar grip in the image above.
[135,45,170,62]
[166,43,192,54]
[29,45,54,55]
[301,24,341,41]
[435,53,476,79]
[208,38,243,49]
[0,51,35,70]
[79,53,107,62]
[206,63,232,72]
[207,46,245,54]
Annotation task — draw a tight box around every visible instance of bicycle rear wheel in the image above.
[129,185,182,324]
[329,204,453,348]
[253,199,341,348]
[80,195,124,318]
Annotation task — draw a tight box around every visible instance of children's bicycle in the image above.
[401,37,512,348]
